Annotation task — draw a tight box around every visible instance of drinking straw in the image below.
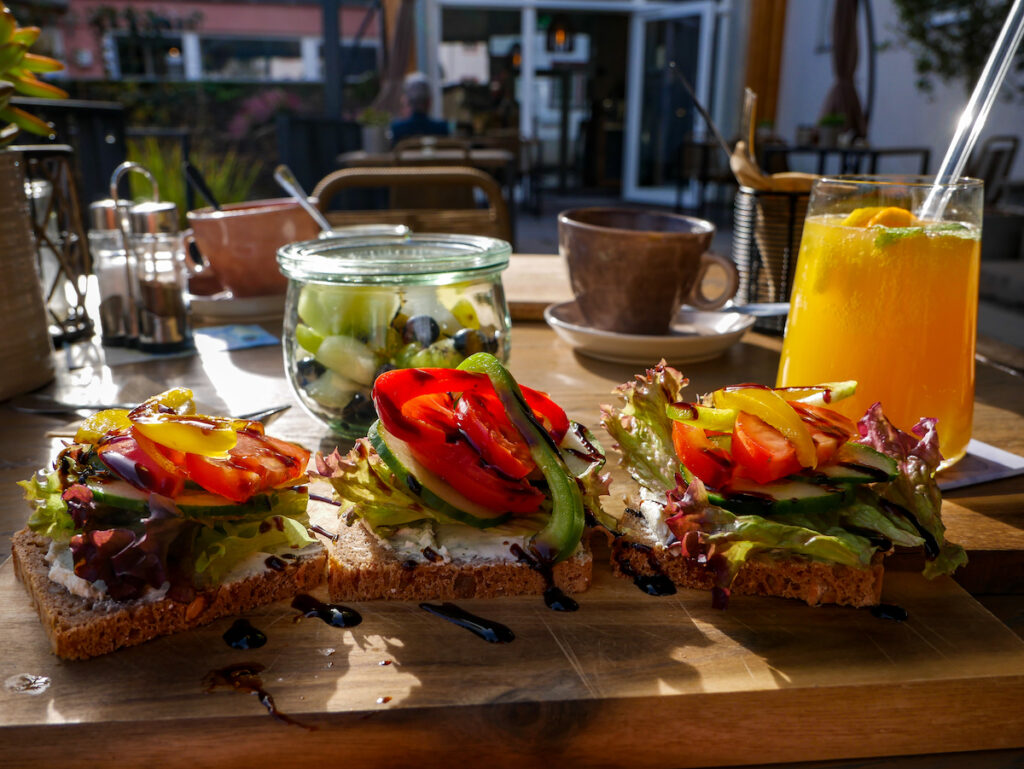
[918,0,1024,219]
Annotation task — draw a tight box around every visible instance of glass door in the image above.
[623,2,715,206]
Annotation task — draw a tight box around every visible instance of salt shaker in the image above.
[88,198,133,346]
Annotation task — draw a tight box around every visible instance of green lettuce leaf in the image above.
[600,361,686,495]
[18,471,75,542]
[191,489,315,584]
[857,404,967,577]
[318,439,457,533]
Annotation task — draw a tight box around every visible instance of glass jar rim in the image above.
[277,233,511,284]
[814,174,983,191]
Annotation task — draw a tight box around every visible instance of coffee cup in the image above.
[187,199,321,297]
[558,207,739,335]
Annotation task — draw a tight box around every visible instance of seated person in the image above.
[390,73,450,146]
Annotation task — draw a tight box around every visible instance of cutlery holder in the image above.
[732,186,810,333]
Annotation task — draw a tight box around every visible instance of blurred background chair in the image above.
[392,136,475,208]
[675,135,735,218]
[967,135,1020,207]
[313,165,511,242]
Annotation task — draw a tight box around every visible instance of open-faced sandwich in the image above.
[316,352,611,602]
[601,362,966,608]
[13,388,325,659]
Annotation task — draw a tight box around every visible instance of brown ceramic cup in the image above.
[186,199,321,297]
[558,207,739,335]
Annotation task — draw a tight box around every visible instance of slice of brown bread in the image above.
[325,520,592,601]
[610,509,884,608]
[11,528,327,660]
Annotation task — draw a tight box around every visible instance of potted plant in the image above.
[357,106,392,154]
[0,4,67,400]
[817,112,845,147]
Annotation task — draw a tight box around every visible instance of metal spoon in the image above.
[273,164,333,233]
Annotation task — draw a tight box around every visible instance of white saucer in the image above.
[188,291,286,324]
[543,300,756,365]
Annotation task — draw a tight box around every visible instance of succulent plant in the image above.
[0,4,68,145]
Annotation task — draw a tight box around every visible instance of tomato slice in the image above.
[456,392,535,480]
[521,386,569,442]
[790,402,857,466]
[671,421,733,488]
[406,437,543,513]
[730,412,803,484]
[184,430,310,503]
[371,367,567,514]
[185,453,262,503]
[96,430,187,497]
[227,430,310,489]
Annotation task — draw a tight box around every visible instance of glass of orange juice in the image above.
[777,176,983,469]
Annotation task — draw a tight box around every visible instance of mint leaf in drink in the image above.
[874,227,925,248]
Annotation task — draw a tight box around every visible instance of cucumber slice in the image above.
[87,480,284,518]
[88,480,148,513]
[829,442,898,482]
[713,477,849,517]
[368,421,511,529]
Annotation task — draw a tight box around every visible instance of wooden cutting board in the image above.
[1,556,1023,768]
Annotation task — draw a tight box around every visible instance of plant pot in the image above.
[0,148,55,400]
[361,124,389,154]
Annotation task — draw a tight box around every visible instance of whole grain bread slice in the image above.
[325,520,592,601]
[610,510,884,608]
[11,528,327,660]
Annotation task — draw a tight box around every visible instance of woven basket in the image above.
[0,149,54,400]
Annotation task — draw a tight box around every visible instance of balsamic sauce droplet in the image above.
[634,574,677,597]
[222,619,267,650]
[264,555,286,572]
[291,594,362,628]
[543,586,579,612]
[870,603,909,622]
[419,602,515,643]
[509,543,580,612]
[203,662,313,730]
[613,540,678,597]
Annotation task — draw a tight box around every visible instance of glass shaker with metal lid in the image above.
[88,197,133,345]
[110,162,193,352]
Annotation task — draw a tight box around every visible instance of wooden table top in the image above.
[2,257,1024,767]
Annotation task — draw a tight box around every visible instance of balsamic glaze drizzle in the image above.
[419,602,515,643]
[510,544,580,612]
[613,540,678,597]
[292,594,363,628]
[222,619,267,650]
[870,603,909,622]
[203,662,313,730]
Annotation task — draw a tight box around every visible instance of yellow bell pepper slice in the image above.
[75,409,132,444]
[128,388,238,457]
[712,385,817,468]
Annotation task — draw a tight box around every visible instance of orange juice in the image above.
[777,212,981,466]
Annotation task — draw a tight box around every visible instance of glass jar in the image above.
[278,233,512,438]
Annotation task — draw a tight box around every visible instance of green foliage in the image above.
[0,3,67,145]
[892,0,1019,97]
[126,136,263,225]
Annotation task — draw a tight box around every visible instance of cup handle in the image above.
[686,252,740,311]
